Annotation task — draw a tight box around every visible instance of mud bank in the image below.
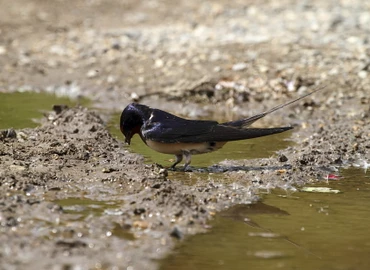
[1,86,368,269]
[1,107,259,269]
[1,0,370,269]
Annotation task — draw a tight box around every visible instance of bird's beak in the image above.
[124,132,132,145]
[125,137,131,145]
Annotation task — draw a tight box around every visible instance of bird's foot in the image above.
[183,165,194,172]
[167,166,193,172]
[168,166,177,171]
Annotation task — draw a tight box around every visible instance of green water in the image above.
[0,91,86,129]
[3,92,370,269]
[54,197,134,240]
[160,168,370,270]
[55,197,123,217]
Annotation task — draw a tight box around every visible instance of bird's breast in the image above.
[146,140,227,155]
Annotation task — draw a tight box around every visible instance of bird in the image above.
[120,87,323,170]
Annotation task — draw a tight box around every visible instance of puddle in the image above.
[109,112,293,169]
[54,197,123,217]
[5,92,368,269]
[111,222,136,241]
[160,167,370,270]
[53,197,134,240]
[0,91,87,129]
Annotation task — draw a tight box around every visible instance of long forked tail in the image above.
[222,85,326,128]
[229,126,293,141]
[210,125,293,142]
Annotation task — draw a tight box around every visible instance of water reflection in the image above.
[160,168,370,270]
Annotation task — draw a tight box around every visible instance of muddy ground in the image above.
[0,0,370,269]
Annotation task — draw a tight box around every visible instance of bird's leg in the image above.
[170,154,183,169]
[183,151,192,171]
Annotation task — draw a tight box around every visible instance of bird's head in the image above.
[120,103,151,145]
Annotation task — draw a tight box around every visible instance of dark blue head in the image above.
[120,103,151,144]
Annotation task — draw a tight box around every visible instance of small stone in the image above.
[107,75,116,84]
[89,125,97,132]
[9,165,26,172]
[49,187,62,191]
[86,69,98,78]
[154,59,164,68]
[133,220,149,229]
[133,208,146,215]
[213,66,222,72]
[170,227,182,239]
[52,105,69,114]
[16,131,28,141]
[49,45,67,56]
[4,129,17,138]
[358,70,367,79]
[276,169,287,174]
[102,168,115,173]
[178,59,187,66]
[157,168,168,177]
[5,216,18,227]
[232,62,248,71]
[138,76,144,83]
[0,46,6,55]
[111,42,121,50]
[258,65,269,73]
[47,59,58,68]
[278,154,288,162]
[151,183,161,189]
[130,92,139,102]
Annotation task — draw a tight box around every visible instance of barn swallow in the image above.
[120,87,323,170]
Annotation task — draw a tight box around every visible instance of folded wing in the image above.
[142,108,292,143]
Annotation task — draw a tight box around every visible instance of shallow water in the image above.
[160,167,370,270]
[54,197,134,240]
[55,197,123,217]
[0,91,86,129]
[2,92,370,269]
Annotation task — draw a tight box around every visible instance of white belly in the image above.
[145,140,227,155]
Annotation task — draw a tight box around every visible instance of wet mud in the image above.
[0,107,260,269]
[1,0,370,269]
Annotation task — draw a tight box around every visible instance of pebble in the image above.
[258,65,269,73]
[49,45,68,56]
[133,220,149,229]
[9,165,26,172]
[107,75,116,84]
[154,59,164,68]
[358,70,367,79]
[2,129,17,138]
[232,62,248,71]
[130,92,139,101]
[0,46,6,55]
[213,66,222,72]
[169,227,182,239]
[278,155,288,162]
[16,131,28,141]
[86,69,98,78]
